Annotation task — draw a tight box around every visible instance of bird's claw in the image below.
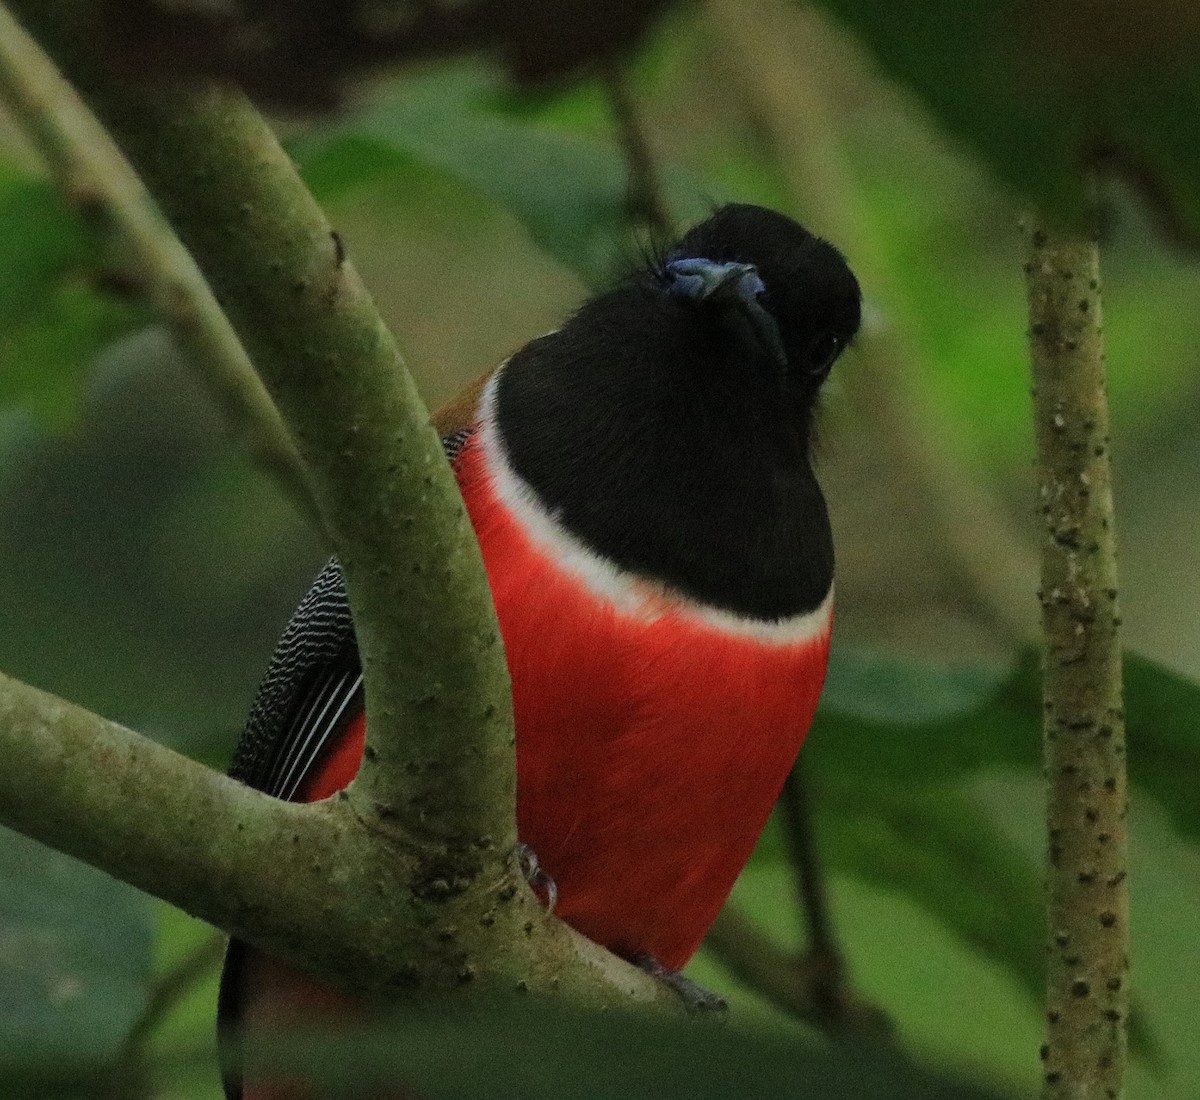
[515,842,558,912]
[632,952,727,1013]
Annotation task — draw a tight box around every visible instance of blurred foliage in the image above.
[0,1,1199,1098]
[252,1003,1009,1100]
[815,648,1200,843]
[0,327,323,762]
[0,166,146,423]
[292,67,717,290]
[0,828,151,1083]
[809,0,1200,248]
[800,646,1200,1065]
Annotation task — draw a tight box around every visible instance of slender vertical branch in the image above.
[1025,221,1129,1100]
[778,763,838,960]
[599,57,673,240]
[774,763,867,1028]
[0,2,320,532]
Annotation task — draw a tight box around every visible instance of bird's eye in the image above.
[807,331,843,375]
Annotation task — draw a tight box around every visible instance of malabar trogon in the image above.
[218,203,861,1099]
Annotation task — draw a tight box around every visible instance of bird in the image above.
[218,202,861,1099]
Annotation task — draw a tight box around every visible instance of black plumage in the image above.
[496,203,860,621]
[227,557,357,792]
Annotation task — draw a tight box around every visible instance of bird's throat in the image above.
[483,363,834,626]
[487,328,835,618]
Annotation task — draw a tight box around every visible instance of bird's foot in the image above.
[515,842,558,911]
[632,953,727,1013]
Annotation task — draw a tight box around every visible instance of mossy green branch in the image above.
[1025,223,1128,1100]
[0,0,678,1011]
[6,0,516,851]
[0,670,670,1006]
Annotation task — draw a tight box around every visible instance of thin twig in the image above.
[778,763,838,959]
[1025,219,1128,1100]
[706,762,890,1035]
[118,932,227,1066]
[599,57,673,240]
[105,931,227,1098]
[0,2,322,533]
[705,908,891,1036]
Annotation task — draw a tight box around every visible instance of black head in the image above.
[661,203,861,390]
[491,203,857,620]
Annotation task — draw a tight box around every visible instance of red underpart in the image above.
[300,432,831,969]
[242,429,830,1098]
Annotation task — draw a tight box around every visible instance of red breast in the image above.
[305,401,831,969]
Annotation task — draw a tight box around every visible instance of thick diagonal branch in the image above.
[0,0,681,1010]
[7,0,516,849]
[1025,223,1128,1100]
[0,670,669,1005]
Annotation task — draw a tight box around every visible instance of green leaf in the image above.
[0,169,146,422]
[1120,652,1200,844]
[804,645,1194,1063]
[818,782,1045,1013]
[293,132,423,206]
[259,1003,1010,1100]
[0,280,145,423]
[0,828,152,1064]
[809,646,1036,782]
[808,0,1200,246]
[822,646,1012,725]
[0,172,89,332]
[813,646,1200,843]
[293,67,720,288]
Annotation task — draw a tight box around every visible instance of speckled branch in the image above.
[6,0,516,846]
[0,670,669,1005]
[1025,222,1129,1100]
[0,0,675,1010]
